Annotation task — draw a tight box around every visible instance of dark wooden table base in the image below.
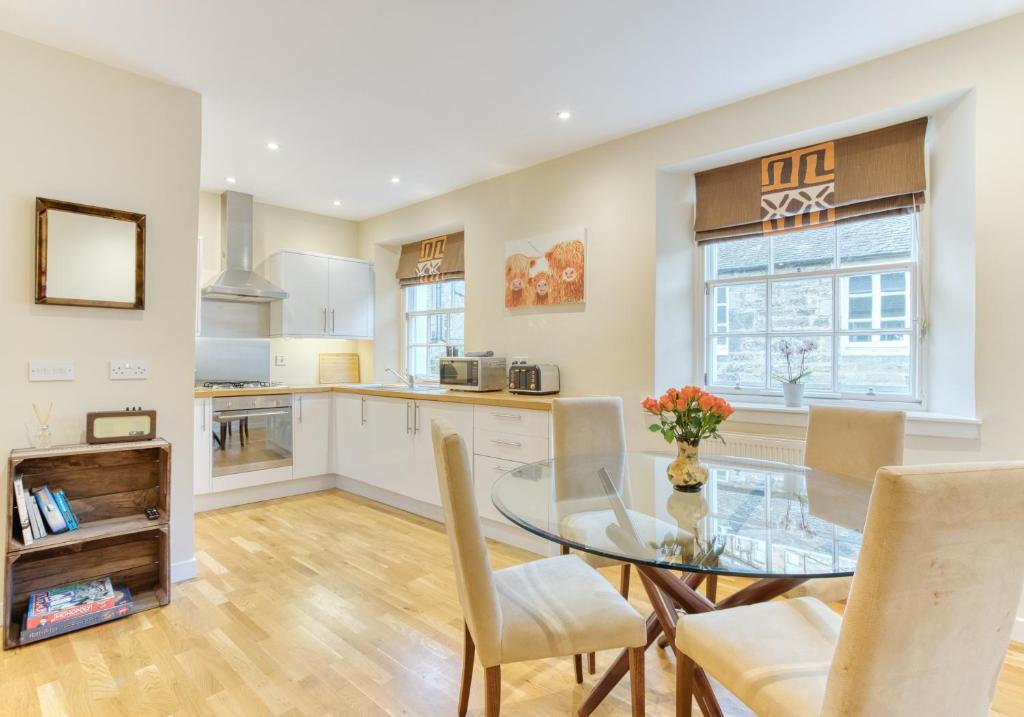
[577,567,807,717]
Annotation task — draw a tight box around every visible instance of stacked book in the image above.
[12,478,80,546]
[21,578,133,644]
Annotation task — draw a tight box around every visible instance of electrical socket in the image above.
[110,360,148,380]
[274,354,288,367]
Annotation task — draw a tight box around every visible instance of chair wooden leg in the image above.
[676,653,694,717]
[588,651,596,674]
[484,665,501,717]
[459,622,474,717]
[629,646,645,717]
[573,654,583,684]
[620,564,631,598]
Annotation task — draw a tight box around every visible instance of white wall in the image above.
[359,14,1023,463]
[0,32,201,580]
[197,190,373,383]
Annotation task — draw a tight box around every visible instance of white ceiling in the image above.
[2,1,1021,220]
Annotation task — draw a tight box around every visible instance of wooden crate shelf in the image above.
[4,439,171,649]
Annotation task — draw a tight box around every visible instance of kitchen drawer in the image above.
[473,406,549,438]
[473,455,525,524]
[474,427,550,463]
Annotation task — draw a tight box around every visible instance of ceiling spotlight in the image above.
[390,176,400,184]
[225,176,236,184]
[557,110,572,121]
[333,200,342,206]
[266,141,280,151]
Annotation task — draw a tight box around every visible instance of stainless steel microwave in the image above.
[439,357,507,392]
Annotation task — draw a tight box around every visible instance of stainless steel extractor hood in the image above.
[202,191,288,302]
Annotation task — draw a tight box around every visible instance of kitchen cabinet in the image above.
[408,401,474,506]
[269,250,374,339]
[293,392,330,479]
[333,393,409,491]
[193,398,212,495]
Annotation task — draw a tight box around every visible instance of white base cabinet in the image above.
[293,392,331,479]
[193,398,212,495]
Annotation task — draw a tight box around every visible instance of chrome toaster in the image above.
[508,363,560,395]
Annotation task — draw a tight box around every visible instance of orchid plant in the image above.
[773,338,818,385]
[642,386,734,447]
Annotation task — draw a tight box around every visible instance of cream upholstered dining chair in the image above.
[784,405,906,603]
[431,419,648,717]
[675,462,1024,717]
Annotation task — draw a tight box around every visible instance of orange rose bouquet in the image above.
[642,386,734,448]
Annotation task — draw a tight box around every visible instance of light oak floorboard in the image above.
[1,489,1021,716]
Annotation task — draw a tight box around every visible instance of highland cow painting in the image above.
[504,228,586,308]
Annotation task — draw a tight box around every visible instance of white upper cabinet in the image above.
[269,251,374,339]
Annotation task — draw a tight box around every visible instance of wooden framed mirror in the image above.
[35,197,146,309]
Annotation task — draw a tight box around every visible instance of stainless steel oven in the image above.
[211,394,292,477]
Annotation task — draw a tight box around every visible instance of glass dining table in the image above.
[492,451,872,717]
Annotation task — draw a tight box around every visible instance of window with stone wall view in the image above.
[704,213,918,401]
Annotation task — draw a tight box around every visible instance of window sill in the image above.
[727,401,980,440]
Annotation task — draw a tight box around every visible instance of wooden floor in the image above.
[2,489,1023,716]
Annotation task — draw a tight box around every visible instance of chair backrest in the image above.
[552,396,628,503]
[804,406,905,481]
[823,463,1024,716]
[431,419,503,667]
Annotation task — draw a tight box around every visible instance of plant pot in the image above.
[666,441,708,492]
[782,382,805,408]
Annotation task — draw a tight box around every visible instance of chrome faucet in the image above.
[385,367,415,389]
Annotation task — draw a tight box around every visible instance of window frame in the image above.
[401,280,465,382]
[699,215,925,407]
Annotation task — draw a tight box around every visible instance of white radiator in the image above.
[699,431,805,465]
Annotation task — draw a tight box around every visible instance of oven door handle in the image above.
[214,410,289,419]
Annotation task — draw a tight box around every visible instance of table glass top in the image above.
[492,452,871,578]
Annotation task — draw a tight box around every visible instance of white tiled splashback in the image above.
[700,431,805,465]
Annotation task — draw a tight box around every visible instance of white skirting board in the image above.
[1015,617,1024,645]
[193,474,338,513]
[334,475,553,557]
[171,557,198,583]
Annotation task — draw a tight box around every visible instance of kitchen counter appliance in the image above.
[439,356,507,392]
[508,363,560,395]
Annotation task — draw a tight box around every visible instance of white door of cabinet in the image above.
[365,397,414,492]
[328,258,374,339]
[193,398,212,495]
[333,394,370,481]
[293,393,330,479]
[410,401,474,506]
[270,251,330,336]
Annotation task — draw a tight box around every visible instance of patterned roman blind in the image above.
[694,118,927,243]
[396,231,465,287]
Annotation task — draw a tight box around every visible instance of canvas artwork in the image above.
[504,228,586,308]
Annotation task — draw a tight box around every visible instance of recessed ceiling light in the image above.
[332,200,341,206]
[557,110,572,121]
[266,141,280,151]
[390,176,401,184]
[225,176,236,184]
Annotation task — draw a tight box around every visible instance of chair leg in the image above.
[629,646,645,717]
[459,622,474,717]
[620,564,631,598]
[484,665,501,717]
[573,654,583,684]
[676,653,694,717]
[588,651,596,674]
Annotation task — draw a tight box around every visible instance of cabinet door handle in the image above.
[360,396,367,425]
[299,395,303,423]
[492,464,517,472]
[491,412,523,421]
[331,308,336,333]
[201,401,207,431]
[406,401,412,434]
[414,402,420,434]
[322,307,328,333]
[491,438,523,448]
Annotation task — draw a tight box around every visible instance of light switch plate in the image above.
[274,354,288,367]
[110,360,148,380]
[29,360,74,382]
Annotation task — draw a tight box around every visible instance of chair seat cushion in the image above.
[676,597,840,717]
[560,509,694,569]
[784,576,853,604]
[493,554,646,664]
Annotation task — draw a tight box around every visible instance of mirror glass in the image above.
[45,209,138,304]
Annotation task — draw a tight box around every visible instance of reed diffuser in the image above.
[32,402,53,449]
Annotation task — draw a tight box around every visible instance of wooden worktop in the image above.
[193,384,558,411]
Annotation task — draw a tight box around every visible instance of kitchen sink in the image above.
[343,383,449,394]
